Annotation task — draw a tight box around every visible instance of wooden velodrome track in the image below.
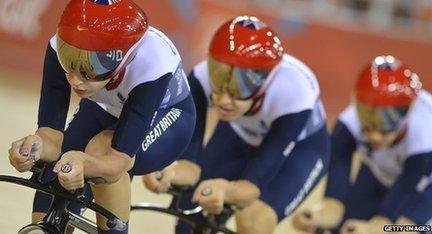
[0,71,325,233]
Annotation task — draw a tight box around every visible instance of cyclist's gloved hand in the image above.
[143,162,177,193]
[193,178,230,215]
[54,151,85,191]
[292,197,345,233]
[8,135,43,172]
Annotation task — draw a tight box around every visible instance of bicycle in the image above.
[0,162,126,234]
[131,183,237,234]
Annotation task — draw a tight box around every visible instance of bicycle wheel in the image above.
[18,223,56,234]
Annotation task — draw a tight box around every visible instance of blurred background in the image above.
[0,0,431,233]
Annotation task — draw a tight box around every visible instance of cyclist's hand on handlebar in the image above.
[8,135,43,172]
[292,208,319,233]
[193,178,230,215]
[340,219,369,234]
[341,216,391,234]
[143,162,176,193]
[54,151,85,190]
[292,198,345,233]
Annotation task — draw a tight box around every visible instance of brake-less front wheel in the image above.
[18,223,58,234]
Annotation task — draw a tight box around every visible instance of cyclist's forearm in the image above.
[172,160,201,186]
[369,215,392,229]
[83,149,132,184]
[396,216,415,225]
[36,127,63,161]
[224,180,260,207]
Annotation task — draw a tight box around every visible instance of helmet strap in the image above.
[103,33,145,88]
[244,94,265,116]
[390,124,408,147]
[106,68,126,90]
[105,47,140,90]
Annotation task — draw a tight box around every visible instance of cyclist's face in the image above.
[361,127,398,149]
[212,91,253,121]
[356,101,410,149]
[65,72,110,98]
[208,56,270,100]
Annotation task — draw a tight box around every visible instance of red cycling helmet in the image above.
[208,16,284,100]
[56,0,148,81]
[355,55,422,132]
[356,55,421,107]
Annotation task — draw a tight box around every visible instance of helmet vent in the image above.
[91,0,121,5]
[233,16,267,30]
[372,55,401,71]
